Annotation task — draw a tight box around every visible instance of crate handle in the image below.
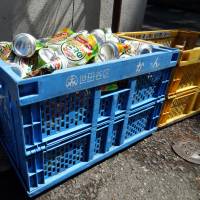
[46,132,91,151]
[171,51,179,64]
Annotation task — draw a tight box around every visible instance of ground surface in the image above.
[1,4,200,200]
[37,115,200,200]
[1,115,200,200]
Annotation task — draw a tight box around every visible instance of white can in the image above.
[38,48,56,66]
[104,27,120,43]
[91,29,106,45]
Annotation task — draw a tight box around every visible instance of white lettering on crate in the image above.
[79,68,110,84]
[136,61,144,73]
[151,57,160,69]
[66,68,110,88]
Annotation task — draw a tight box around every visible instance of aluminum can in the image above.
[38,48,68,69]
[104,27,120,43]
[11,57,34,78]
[0,42,12,61]
[91,29,106,45]
[69,30,89,38]
[50,28,74,43]
[29,56,68,77]
[12,33,43,57]
[54,34,98,67]
[38,48,56,66]
[124,40,152,55]
[99,42,120,61]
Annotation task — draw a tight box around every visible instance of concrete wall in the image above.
[119,0,147,32]
[0,0,147,37]
[0,0,115,40]
[0,0,147,40]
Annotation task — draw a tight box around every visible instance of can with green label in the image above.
[54,34,98,67]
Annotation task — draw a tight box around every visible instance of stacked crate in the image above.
[118,30,200,127]
[0,42,178,196]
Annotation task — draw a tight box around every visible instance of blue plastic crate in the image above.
[4,100,162,196]
[0,44,179,196]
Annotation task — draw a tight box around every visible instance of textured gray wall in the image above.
[119,0,147,32]
[0,0,146,40]
[0,0,114,40]
[0,0,73,40]
[72,0,114,31]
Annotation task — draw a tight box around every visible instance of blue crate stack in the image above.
[0,45,179,197]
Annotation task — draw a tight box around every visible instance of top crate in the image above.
[0,42,178,196]
[118,30,200,66]
[0,44,179,106]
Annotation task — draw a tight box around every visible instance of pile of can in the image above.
[0,28,153,79]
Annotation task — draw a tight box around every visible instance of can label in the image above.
[124,41,152,55]
[61,40,86,62]
[50,57,62,70]
[50,28,74,43]
[0,42,12,60]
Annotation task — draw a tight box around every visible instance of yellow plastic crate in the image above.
[158,89,200,128]
[167,63,200,95]
[118,30,200,95]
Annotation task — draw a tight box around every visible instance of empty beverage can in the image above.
[38,48,56,66]
[91,29,106,45]
[0,42,12,61]
[124,40,152,55]
[12,33,44,57]
[99,42,120,61]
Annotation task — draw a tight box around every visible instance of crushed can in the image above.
[0,42,12,61]
[91,29,106,45]
[124,40,153,55]
[104,27,120,43]
[11,57,35,78]
[98,42,120,61]
[54,33,98,67]
[38,48,56,67]
[29,56,68,77]
[48,27,74,44]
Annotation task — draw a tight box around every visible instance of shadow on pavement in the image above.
[0,170,27,200]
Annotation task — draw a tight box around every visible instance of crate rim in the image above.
[0,45,178,85]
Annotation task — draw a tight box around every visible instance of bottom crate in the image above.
[158,89,200,128]
[1,101,163,197]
